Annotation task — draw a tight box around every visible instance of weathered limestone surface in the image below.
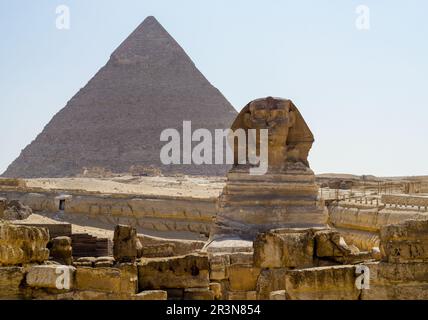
[138,234,205,257]
[0,267,25,299]
[183,287,214,300]
[228,264,261,291]
[285,265,360,300]
[380,219,428,263]
[3,190,216,236]
[0,200,32,220]
[0,222,49,266]
[133,290,167,300]
[75,264,138,294]
[361,261,428,300]
[329,203,428,250]
[49,236,72,265]
[210,97,327,242]
[226,291,257,300]
[254,228,315,268]
[315,229,352,257]
[334,227,380,251]
[113,225,142,262]
[256,268,287,300]
[138,253,209,290]
[269,290,286,300]
[382,195,428,208]
[209,282,222,299]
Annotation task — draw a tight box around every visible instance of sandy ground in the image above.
[25,175,225,199]
[13,213,115,239]
[13,212,207,241]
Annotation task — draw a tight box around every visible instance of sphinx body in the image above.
[209,97,328,243]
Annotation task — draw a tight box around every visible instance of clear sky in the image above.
[1,0,427,177]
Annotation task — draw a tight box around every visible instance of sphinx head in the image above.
[246,97,295,146]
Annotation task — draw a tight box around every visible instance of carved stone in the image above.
[209,97,328,242]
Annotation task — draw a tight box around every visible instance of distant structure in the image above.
[3,16,237,178]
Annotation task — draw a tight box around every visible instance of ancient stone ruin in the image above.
[209,97,328,243]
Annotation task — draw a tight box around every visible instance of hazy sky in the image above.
[1,0,427,177]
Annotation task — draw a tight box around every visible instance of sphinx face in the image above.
[248,99,292,146]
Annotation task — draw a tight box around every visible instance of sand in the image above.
[24,175,225,199]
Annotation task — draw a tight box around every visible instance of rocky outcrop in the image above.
[0,222,49,266]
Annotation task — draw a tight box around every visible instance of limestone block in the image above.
[256,268,287,300]
[73,261,93,267]
[228,264,261,292]
[285,265,360,300]
[253,228,314,269]
[116,263,138,295]
[26,265,75,290]
[226,291,257,300]
[210,282,222,300]
[166,288,184,300]
[75,257,95,267]
[94,256,115,268]
[0,222,50,266]
[230,252,253,265]
[269,290,286,300]
[49,236,72,265]
[209,254,230,281]
[113,225,142,262]
[75,266,137,294]
[184,287,214,300]
[0,267,25,299]
[138,253,209,290]
[75,267,121,293]
[360,261,428,300]
[380,220,428,263]
[314,230,351,257]
[133,290,167,300]
[141,243,175,258]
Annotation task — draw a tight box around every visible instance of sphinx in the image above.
[207,97,328,246]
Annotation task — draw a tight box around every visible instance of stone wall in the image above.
[1,221,428,300]
[329,201,428,250]
[0,190,216,237]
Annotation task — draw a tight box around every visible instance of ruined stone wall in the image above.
[1,221,428,300]
[329,200,428,250]
[0,190,216,236]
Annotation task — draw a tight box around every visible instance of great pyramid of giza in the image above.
[3,16,237,178]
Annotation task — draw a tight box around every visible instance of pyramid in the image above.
[3,16,237,178]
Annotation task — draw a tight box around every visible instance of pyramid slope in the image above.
[3,16,237,178]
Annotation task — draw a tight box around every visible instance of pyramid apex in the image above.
[111,15,179,64]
